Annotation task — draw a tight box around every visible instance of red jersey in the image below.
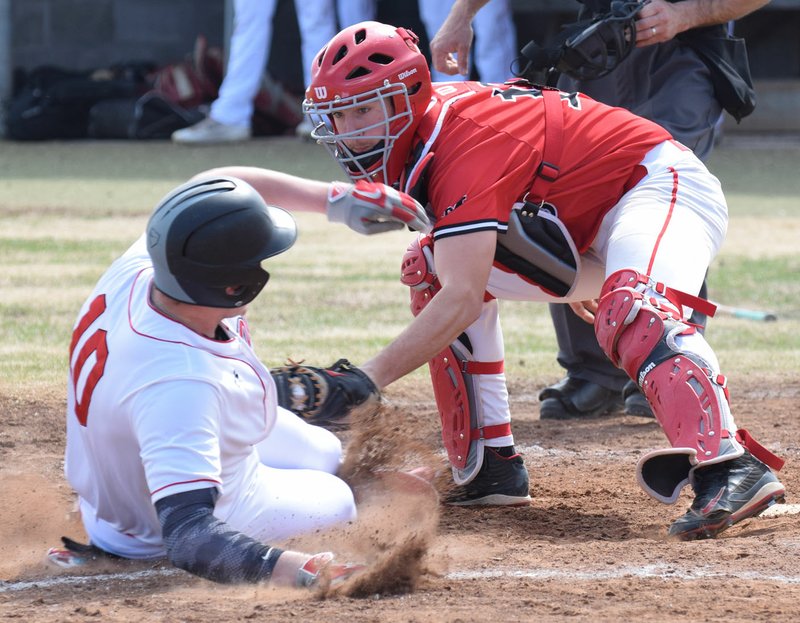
[400,81,671,253]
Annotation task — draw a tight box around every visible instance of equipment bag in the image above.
[5,65,151,140]
[88,91,204,140]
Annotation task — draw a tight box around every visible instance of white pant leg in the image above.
[337,0,377,27]
[460,299,513,448]
[503,140,728,307]
[295,0,340,89]
[85,406,355,555]
[256,406,343,474]
[225,462,356,542]
[86,459,355,555]
[211,0,277,126]
[472,0,517,82]
[592,141,736,435]
[224,406,355,542]
[483,138,728,307]
[593,141,727,298]
[417,0,455,40]
[481,141,728,435]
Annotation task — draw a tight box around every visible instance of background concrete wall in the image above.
[9,0,226,71]
[7,1,800,78]
[0,0,12,132]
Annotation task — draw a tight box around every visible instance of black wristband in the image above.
[258,546,285,580]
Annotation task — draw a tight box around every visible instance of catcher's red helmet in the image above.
[303,21,432,185]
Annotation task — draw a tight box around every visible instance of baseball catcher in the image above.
[202,19,784,541]
[271,359,381,429]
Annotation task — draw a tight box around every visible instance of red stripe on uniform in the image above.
[462,360,504,374]
[647,166,679,275]
[470,423,512,441]
[151,478,220,496]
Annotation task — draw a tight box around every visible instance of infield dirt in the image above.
[1,377,798,622]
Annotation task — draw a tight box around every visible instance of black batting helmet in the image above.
[146,176,297,308]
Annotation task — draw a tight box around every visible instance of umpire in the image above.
[538,0,769,420]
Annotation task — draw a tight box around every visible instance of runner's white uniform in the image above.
[65,236,355,559]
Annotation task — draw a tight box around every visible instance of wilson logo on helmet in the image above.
[397,68,418,81]
[314,86,328,99]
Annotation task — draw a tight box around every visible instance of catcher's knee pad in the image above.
[429,339,508,485]
[596,269,745,502]
[400,235,439,316]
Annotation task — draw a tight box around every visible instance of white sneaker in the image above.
[171,117,251,145]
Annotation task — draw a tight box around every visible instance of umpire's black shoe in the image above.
[668,451,786,541]
[445,447,531,507]
[538,376,623,420]
[622,380,654,418]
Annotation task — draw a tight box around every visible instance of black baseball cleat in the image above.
[668,450,786,541]
[445,446,531,507]
[539,376,623,420]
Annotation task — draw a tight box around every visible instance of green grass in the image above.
[0,137,798,398]
[706,147,800,217]
[710,256,799,309]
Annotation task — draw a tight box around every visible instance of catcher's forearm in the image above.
[196,166,331,214]
[362,283,483,389]
[362,230,494,389]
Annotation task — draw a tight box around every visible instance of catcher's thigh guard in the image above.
[595,269,782,503]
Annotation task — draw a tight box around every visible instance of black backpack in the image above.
[5,64,152,140]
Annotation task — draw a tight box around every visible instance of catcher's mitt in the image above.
[270,359,380,429]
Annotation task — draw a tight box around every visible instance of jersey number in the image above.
[491,85,543,101]
[69,294,108,426]
[492,84,581,109]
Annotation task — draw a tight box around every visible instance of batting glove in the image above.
[295,552,366,589]
[326,180,432,235]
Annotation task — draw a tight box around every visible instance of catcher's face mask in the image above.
[305,84,412,184]
[303,21,432,185]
